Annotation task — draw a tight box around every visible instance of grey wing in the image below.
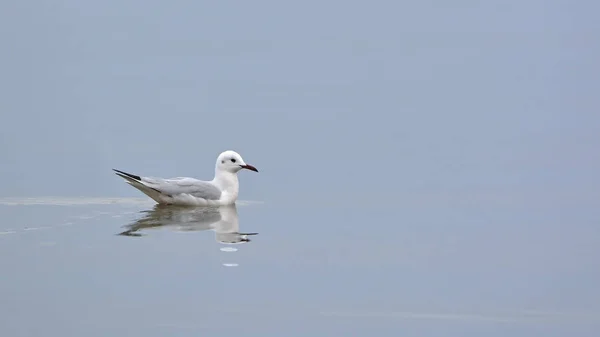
[142,177,222,200]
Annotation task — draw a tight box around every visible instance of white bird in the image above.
[113,150,258,206]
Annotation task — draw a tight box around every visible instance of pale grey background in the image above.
[1,1,599,336]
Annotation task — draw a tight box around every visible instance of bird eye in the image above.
[231,158,236,163]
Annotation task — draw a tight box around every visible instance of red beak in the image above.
[241,164,258,172]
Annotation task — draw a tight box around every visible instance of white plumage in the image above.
[113,150,258,206]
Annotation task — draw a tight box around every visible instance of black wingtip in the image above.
[112,169,141,181]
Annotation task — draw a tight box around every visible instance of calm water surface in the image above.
[0,196,598,336]
[2,0,599,335]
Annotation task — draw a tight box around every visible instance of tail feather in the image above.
[112,169,141,181]
[113,168,166,202]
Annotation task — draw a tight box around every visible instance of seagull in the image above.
[113,150,258,206]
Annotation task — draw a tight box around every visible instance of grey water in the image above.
[1,1,599,336]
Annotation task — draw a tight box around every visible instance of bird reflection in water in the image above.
[118,204,258,246]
